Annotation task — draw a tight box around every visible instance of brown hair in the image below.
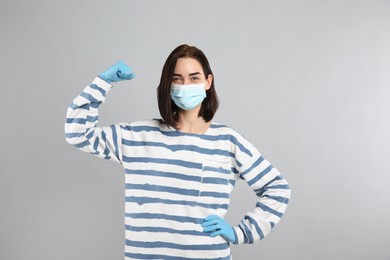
[157,44,219,129]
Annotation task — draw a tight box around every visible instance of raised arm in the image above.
[64,61,135,164]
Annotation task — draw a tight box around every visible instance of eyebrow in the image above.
[173,72,202,77]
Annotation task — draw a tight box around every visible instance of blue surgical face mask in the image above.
[171,83,207,110]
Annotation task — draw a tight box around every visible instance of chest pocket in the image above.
[200,158,232,198]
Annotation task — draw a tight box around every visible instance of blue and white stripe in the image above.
[65,77,291,259]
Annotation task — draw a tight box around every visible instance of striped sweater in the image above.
[64,76,291,260]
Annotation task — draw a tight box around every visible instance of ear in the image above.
[205,74,214,90]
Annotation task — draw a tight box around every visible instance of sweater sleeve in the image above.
[64,76,123,165]
[232,135,291,244]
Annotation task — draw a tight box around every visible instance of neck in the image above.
[176,106,211,134]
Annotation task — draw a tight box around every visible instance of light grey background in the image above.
[1,0,389,259]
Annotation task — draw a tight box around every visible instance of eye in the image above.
[172,77,182,83]
[191,76,200,81]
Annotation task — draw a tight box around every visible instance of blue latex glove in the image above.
[98,60,135,83]
[202,215,237,243]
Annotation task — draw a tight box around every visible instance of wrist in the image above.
[93,76,114,91]
[98,74,110,83]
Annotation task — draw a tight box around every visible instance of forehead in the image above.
[174,57,203,74]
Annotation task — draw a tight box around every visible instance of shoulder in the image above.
[212,121,260,157]
[211,121,249,140]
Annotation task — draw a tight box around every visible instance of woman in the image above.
[65,44,291,260]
